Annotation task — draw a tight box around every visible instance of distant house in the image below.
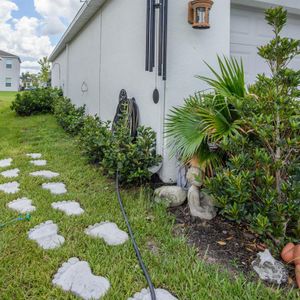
[50,0,300,183]
[0,50,21,92]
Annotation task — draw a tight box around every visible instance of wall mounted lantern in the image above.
[188,0,214,29]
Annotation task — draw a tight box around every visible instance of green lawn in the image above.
[0,91,298,299]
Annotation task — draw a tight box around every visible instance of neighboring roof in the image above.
[49,0,107,62]
[0,50,21,63]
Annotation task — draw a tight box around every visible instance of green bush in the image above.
[78,115,111,163]
[205,7,300,244]
[11,88,62,116]
[53,97,86,135]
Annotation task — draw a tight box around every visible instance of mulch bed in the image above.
[169,203,296,286]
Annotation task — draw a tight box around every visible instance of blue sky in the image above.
[0,0,82,73]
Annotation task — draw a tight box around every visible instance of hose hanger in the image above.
[145,0,169,81]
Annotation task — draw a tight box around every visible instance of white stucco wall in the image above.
[51,49,67,94]
[0,57,20,91]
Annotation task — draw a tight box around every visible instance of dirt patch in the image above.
[169,203,296,286]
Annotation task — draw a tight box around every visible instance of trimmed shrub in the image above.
[53,97,86,135]
[78,115,111,163]
[11,88,62,116]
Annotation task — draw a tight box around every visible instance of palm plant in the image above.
[166,56,246,174]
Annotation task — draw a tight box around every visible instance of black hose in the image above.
[116,172,156,300]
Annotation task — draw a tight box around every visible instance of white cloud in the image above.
[0,0,18,23]
[34,0,82,35]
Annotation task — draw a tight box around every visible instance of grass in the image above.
[0,91,298,300]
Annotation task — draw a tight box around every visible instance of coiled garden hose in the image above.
[116,173,156,300]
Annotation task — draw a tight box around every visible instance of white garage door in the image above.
[231,5,300,84]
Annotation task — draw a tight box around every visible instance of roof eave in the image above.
[49,0,107,62]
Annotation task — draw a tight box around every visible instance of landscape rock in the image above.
[154,186,187,207]
[52,257,110,300]
[52,201,84,216]
[251,249,288,285]
[8,197,36,213]
[1,168,20,178]
[85,222,128,246]
[187,185,216,220]
[42,182,67,195]
[0,158,12,168]
[28,220,65,250]
[0,181,20,194]
[128,288,178,300]
[186,167,202,187]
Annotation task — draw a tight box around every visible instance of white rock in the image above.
[27,153,42,159]
[188,186,216,220]
[0,182,20,194]
[128,288,178,300]
[52,201,84,216]
[42,183,67,195]
[186,167,202,187]
[28,220,65,250]
[0,158,12,168]
[252,249,288,285]
[1,168,20,178]
[52,257,110,300]
[85,222,128,246]
[154,186,187,207]
[30,170,59,179]
[8,197,36,213]
[30,160,47,166]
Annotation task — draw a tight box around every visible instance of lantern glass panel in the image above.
[196,7,206,23]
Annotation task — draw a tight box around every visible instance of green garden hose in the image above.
[0,213,31,229]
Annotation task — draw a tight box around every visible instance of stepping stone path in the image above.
[8,197,36,213]
[0,158,13,168]
[42,182,67,195]
[30,170,59,179]
[30,160,47,166]
[1,168,20,178]
[52,257,110,300]
[52,201,84,216]
[128,288,178,300]
[85,222,129,246]
[28,220,65,250]
[0,181,20,194]
[27,153,42,159]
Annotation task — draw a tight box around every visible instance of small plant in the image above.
[78,115,111,163]
[53,97,86,135]
[11,88,62,116]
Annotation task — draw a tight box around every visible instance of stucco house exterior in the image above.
[0,50,21,92]
[49,0,300,183]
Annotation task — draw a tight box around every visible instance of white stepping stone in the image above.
[52,201,84,216]
[128,288,178,300]
[42,182,67,195]
[8,197,36,213]
[30,170,59,179]
[85,222,128,246]
[0,182,20,194]
[0,158,12,168]
[30,160,47,166]
[27,153,42,159]
[52,257,110,300]
[28,220,65,250]
[1,168,20,178]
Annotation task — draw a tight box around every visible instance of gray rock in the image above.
[30,170,59,179]
[187,185,216,220]
[154,186,187,207]
[0,181,20,194]
[53,257,110,300]
[186,167,202,187]
[252,249,288,285]
[8,197,36,213]
[0,158,12,168]
[52,201,84,216]
[1,168,20,178]
[42,182,67,195]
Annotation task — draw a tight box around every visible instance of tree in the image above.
[38,56,51,87]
